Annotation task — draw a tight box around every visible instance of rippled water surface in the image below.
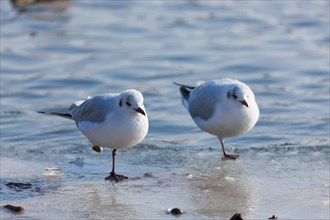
[1,0,329,219]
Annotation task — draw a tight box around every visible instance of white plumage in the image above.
[175,78,259,160]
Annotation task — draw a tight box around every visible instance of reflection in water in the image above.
[188,162,252,218]
[64,183,140,219]
[10,0,71,15]
[11,0,44,7]
[11,0,68,7]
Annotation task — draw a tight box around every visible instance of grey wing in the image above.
[188,85,220,120]
[70,95,116,124]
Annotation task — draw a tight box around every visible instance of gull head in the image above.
[227,84,254,108]
[119,89,147,116]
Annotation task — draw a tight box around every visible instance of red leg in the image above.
[105,149,128,182]
[219,138,239,160]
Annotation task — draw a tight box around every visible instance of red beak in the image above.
[135,107,146,116]
[240,100,249,108]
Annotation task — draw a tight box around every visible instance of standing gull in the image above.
[174,79,259,160]
[39,89,149,181]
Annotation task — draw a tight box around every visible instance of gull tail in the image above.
[173,82,195,100]
[37,111,73,120]
[173,82,195,109]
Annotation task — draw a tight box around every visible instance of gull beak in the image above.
[240,100,249,108]
[135,107,146,116]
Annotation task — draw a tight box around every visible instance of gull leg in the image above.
[105,149,128,182]
[219,138,239,160]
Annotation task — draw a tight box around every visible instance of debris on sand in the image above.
[5,182,32,191]
[3,204,24,213]
[268,214,278,219]
[144,172,154,177]
[167,207,184,216]
[229,213,243,220]
[43,167,62,176]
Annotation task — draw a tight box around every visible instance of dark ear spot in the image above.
[233,87,239,98]
[228,87,238,99]
[227,91,234,99]
[119,99,122,107]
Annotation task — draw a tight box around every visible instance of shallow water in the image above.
[1,0,329,219]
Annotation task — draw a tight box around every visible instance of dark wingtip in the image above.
[173,82,195,89]
[38,111,72,119]
[173,82,182,87]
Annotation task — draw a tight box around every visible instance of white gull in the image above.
[39,89,149,181]
[174,78,259,159]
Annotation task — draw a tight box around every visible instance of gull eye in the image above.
[233,94,238,99]
[126,101,131,107]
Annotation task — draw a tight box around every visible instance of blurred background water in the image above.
[1,0,329,219]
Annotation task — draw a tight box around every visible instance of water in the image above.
[1,0,329,219]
